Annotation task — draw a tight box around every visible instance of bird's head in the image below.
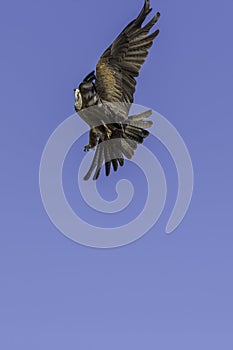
[74,88,82,111]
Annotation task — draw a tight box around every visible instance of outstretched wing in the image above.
[95,0,160,118]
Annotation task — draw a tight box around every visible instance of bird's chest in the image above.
[79,81,99,108]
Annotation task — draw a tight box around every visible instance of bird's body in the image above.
[74,0,160,180]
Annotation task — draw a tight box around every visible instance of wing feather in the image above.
[95,0,160,114]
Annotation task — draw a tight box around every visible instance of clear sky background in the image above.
[1,0,233,348]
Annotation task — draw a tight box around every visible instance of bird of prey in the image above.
[74,0,160,180]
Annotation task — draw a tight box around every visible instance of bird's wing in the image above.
[95,0,160,119]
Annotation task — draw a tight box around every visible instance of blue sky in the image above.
[1,0,233,348]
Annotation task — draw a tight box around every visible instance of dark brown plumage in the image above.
[74,0,160,180]
[96,1,160,109]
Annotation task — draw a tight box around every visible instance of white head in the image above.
[74,88,82,111]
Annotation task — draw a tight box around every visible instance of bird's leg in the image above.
[101,120,112,139]
[84,128,98,151]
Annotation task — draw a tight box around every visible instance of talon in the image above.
[106,129,112,139]
[84,144,91,152]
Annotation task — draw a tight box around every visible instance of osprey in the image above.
[74,0,160,180]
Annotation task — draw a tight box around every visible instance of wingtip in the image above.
[135,0,152,27]
[93,169,101,180]
[105,162,111,176]
[83,174,90,181]
[144,0,152,14]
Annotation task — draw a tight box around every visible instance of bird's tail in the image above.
[83,109,153,180]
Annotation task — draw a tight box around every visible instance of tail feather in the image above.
[83,109,153,180]
[121,138,135,159]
